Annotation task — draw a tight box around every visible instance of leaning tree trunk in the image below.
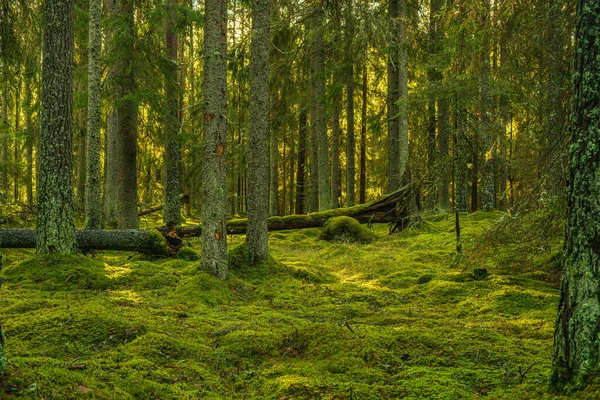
[116,0,139,229]
[85,0,102,230]
[164,0,181,228]
[37,0,77,254]
[202,0,228,279]
[551,0,600,390]
[247,0,270,264]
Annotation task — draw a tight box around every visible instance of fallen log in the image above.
[171,183,414,237]
[0,229,172,255]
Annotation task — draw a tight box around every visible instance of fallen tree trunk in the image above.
[0,229,171,254]
[171,183,414,237]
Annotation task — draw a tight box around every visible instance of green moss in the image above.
[318,216,376,244]
[0,253,111,291]
[177,246,199,261]
[417,273,435,284]
[146,229,171,255]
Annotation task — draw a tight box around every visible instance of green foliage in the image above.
[318,216,377,244]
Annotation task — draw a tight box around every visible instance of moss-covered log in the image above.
[174,183,414,237]
[0,229,169,255]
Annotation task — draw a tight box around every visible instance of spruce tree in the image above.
[37,0,77,253]
[551,0,600,389]
[201,0,228,279]
[246,0,270,263]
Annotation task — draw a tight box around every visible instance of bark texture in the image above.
[37,0,77,253]
[164,0,181,227]
[1,76,7,196]
[360,66,367,204]
[551,0,600,389]
[116,0,139,229]
[247,0,270,264]
[202,0,228,279]
[85,0,102,230]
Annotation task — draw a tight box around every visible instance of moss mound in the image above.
[318,216,376,244]
[228,243,288,281]
[177,246,200,261]
[0,253,111,291]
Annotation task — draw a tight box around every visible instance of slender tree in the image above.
[164,0,181,227]
[551,0,600,389]
[1,75,7,196]
[116,0,138,229]
[295,109,307,214]
[247,0,270,263]
[85,0,102,229]
[345,0,356,207]
[359,64,367,204]
[37,0,77,253]
[201,0,228,279]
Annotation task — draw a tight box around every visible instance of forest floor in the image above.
[0,211,593,399]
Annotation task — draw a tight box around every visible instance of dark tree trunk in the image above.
[295,110,307,214]
[551,0,600,389]
[360,65,367,204]
[345,0,356,207]
[37,0,77,253]
[202,0,228,279]
[116,0,139,229]
[247,0,270,263]
[164,0,181,227]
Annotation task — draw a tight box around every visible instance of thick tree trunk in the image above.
[164,0,181,228]
[551,0,600,389]
[1,229,169,255]
[295,110,307,214]
[37,0,77,253]
[116,0,138,229]
[247,0,270,264]
[202,0,228,279]
[85,0,102,230]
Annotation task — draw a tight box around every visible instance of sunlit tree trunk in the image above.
[201,0,228,279]
[37,0,77,253]
[360,64,367,204]
[345,2,355,207]
[24,69,34,207]
[85,0,102,230]
[247,0,270,263]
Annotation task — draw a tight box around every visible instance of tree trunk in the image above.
[37,0,77,253]
[331,54,342,209]
[247,0,270,264]
[164,0,181,227]
[438,98,450,211]
[269,91,279,216]
[1,229,169,255]
[24,70,33,207]
[116,0,139,229]
[202,0,228,279]
[85,0,102,230]
[345,0,355,207]
[13,76,20,203]
[295,110,307,214]
[311,8,331,211]
[551,0,600,389]
[1,75,8,197]
[103,0,120,229]
[360,64,367,204]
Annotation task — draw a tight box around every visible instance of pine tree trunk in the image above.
[269,91,279,216]
[331,61,342,209]
[85,0,102,230]
[202,0,228,279]
[24,71,33,207]
[311,9,331,211]
[247,0,270,264]
[116,0,138,229]
[360,65,367,204]
[551,0,600,389]
[37,0,77,253]
[345,1,356,207]
[295,110,307,214]
[164,0,181,227]
[13,77,20,203]
[480,0,495,211]
[1,76,8,197]
[76,108,86,212]
[438,98,450,211]
[103,0,120,229]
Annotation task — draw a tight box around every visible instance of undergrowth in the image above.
[0,210,587,399]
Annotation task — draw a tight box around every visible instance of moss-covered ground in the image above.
[0,211,590,399]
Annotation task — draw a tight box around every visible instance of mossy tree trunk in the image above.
[202,0,228,279]
[85,0,102,230]
[163,0,181,228]
[247,0,270,264]
[551,0,600,390]
[345,1,356,208]
[1,74,7,197]
[116,0,139,229]
[103,0,120,229]
[37,0,77,254]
